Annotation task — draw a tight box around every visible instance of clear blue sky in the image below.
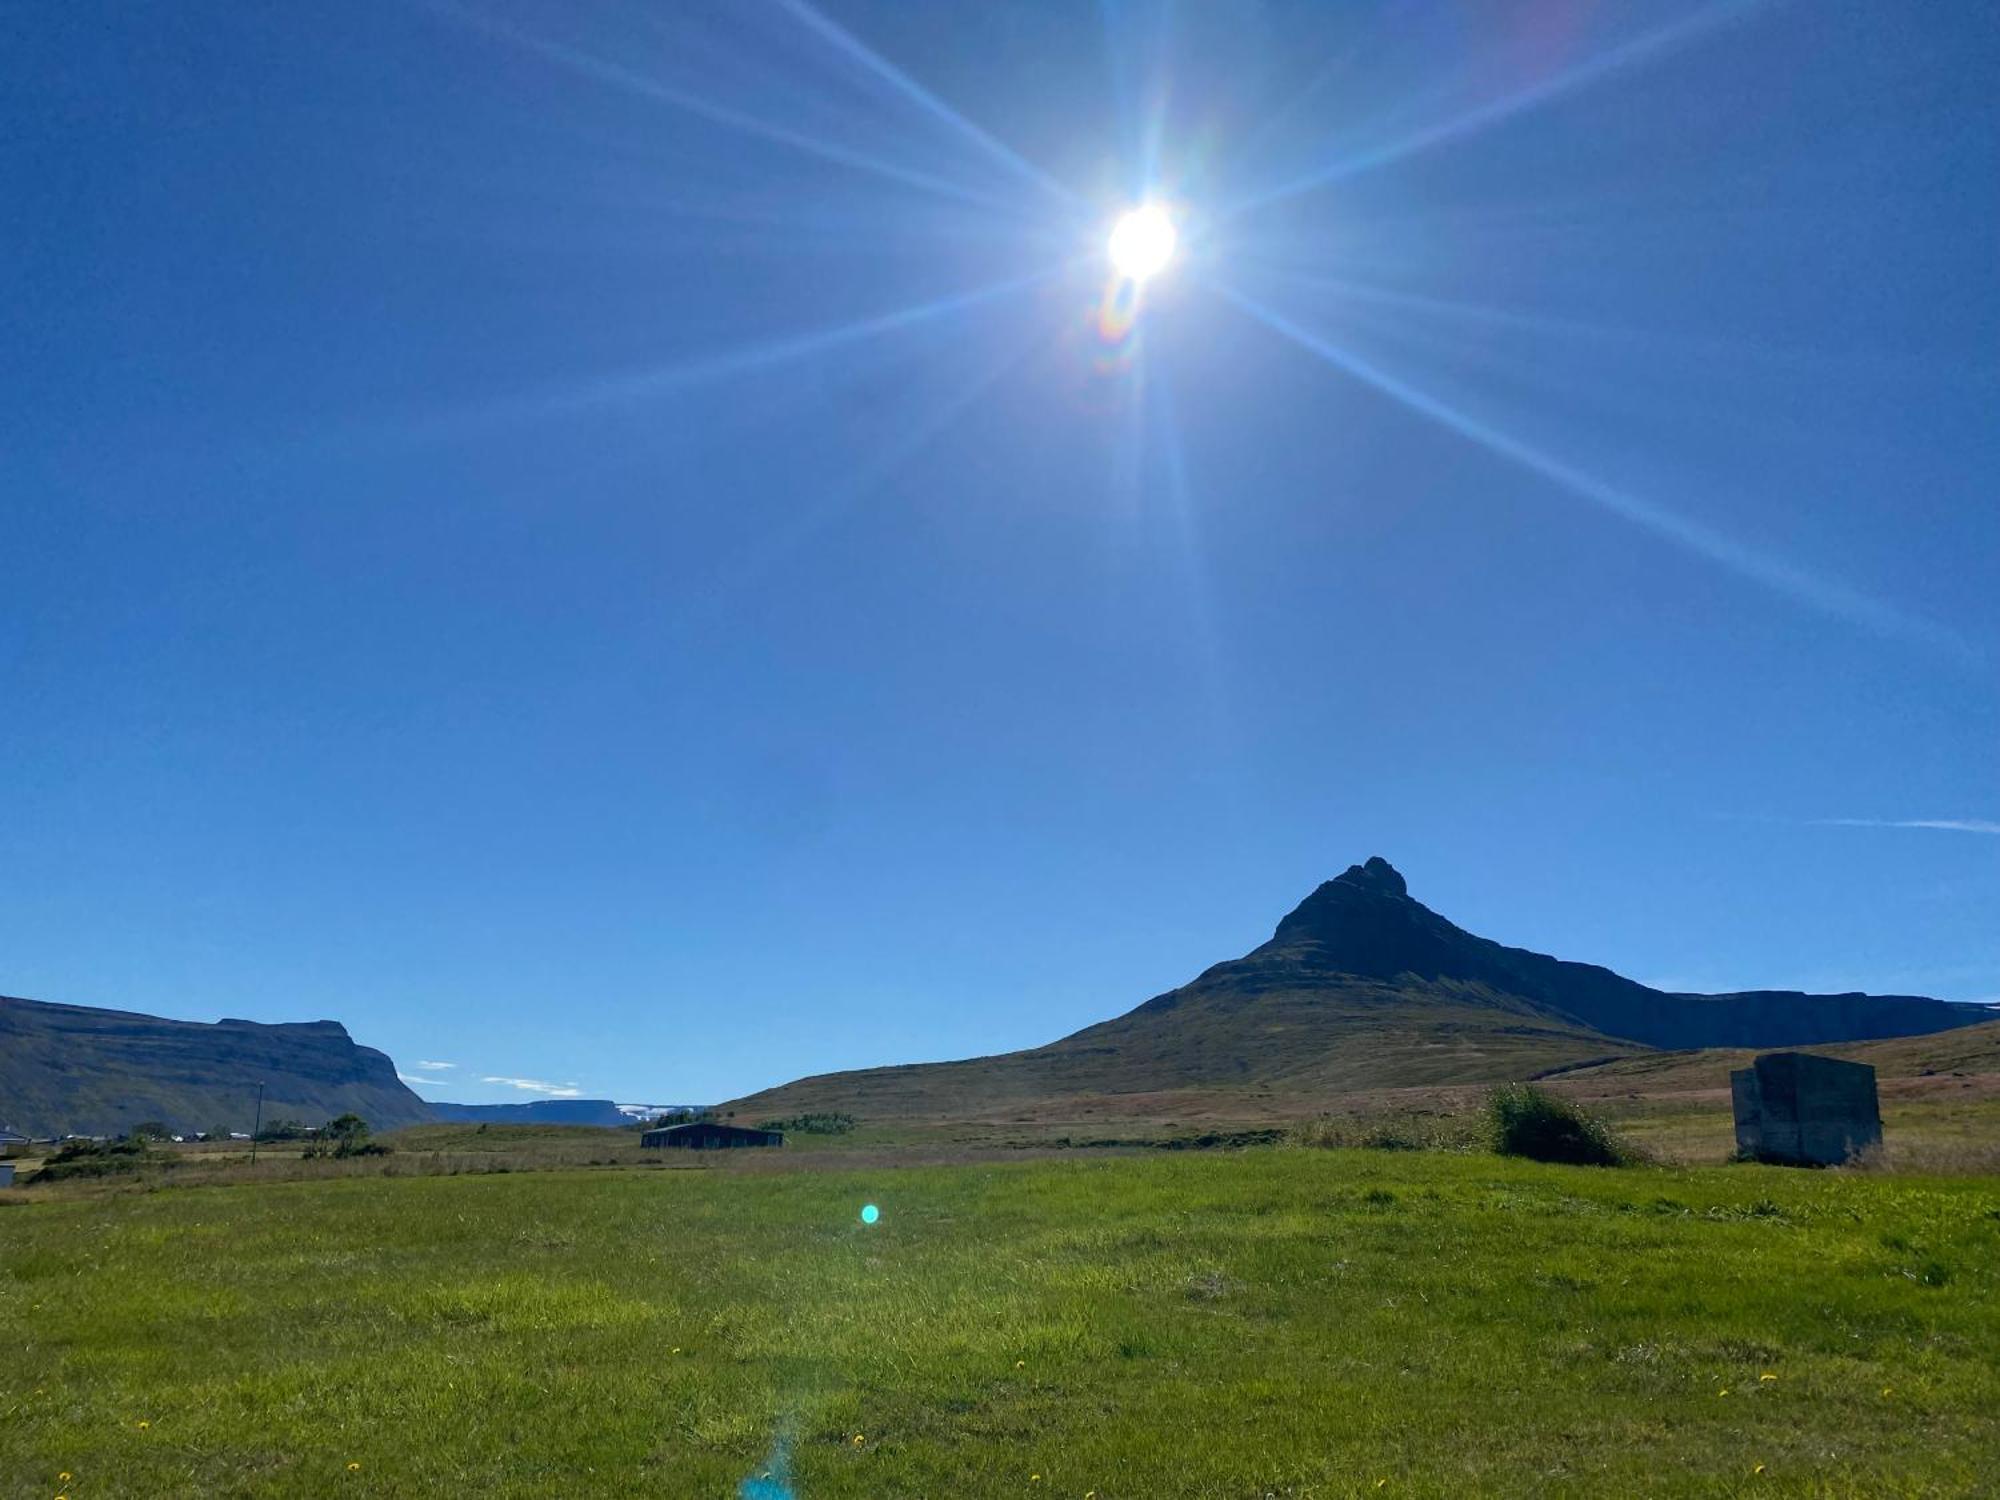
[5,1,1996,1105]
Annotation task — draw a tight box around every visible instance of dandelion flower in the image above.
[1882,1387,1893,1397]
[1754,1464,1766,1475]
[1716,1389,1729,1397]
[1016,1360,1026,1369]
[852,1434,865,1447]
[136,1420,151,1430]
[1759,1372,1777,1382]
[347,1462,361,1472]
[59,1476,71,1484]
[1030,1476,1041,1484]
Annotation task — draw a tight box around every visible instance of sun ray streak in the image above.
[426,0,1025,217]
[1100,0,1139,183]
[1240,264,1817,387]
[1215,283,1971,658]
[1137,0,1174,196]
[539,266,1066,415]
[677,312,1047,623]
[1238,264,1631,341]
[773,0,1084,210]
[1151,360,1246,823]
[405,263,1073,444]
[1222,0,1768,220]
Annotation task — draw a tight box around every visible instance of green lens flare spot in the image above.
[860,1203,880,1225]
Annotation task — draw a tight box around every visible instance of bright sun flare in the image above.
[1108,204,1177,282]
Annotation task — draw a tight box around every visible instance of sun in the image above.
[1107,203,1177,283]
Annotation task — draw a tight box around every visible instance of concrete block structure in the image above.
[1731,1052,1881,1165]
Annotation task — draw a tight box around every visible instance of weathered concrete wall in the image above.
[1731,1052,1881,1165]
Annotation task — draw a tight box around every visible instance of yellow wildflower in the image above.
[1754,1464,1766,1475]
[1015,1360,1026,1369]
[1716,1388,1729,1397]
[852,1434,865,1447]
[1759,1372,1777,1382]
[136,1420,151,1429]
[59,1477,71,1484]
[347,1461,362,1471]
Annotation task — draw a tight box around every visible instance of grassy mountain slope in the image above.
[0,993,432,1138]
[728,858,1992,1122]
[1549,1017,2000,1095]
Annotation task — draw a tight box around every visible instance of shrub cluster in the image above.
[754,1112,857,1135]
[1486,1084,1631,1167]
[301,1113,391,1159]
[33,1137,165,1183]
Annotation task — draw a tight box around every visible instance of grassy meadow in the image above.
[3,1147,1998,1497]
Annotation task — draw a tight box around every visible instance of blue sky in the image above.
[4,1,1995,1105]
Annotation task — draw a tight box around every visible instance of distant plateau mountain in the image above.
[0,995,431,1139]
[424,1099,700,1128]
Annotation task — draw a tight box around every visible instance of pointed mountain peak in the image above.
[1266,857,1447,962]
[1332,856,1408,899]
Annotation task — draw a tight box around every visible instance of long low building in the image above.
[640,1121,783,1150]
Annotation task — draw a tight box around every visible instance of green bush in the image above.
[33,1137,166,1183]
[1486,1085,1631,1167]
[754,1112,857,1135]
[302,1114,389,1159]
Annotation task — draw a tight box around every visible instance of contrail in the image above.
[1813,818,2000,836]
[1217,283,1971,658]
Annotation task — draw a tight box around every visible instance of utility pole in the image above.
[250,1081,265,1165]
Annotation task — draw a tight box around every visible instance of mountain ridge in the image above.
[726,858,1993,1120]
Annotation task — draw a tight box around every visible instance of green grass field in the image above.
[3,1150,1997,1497]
